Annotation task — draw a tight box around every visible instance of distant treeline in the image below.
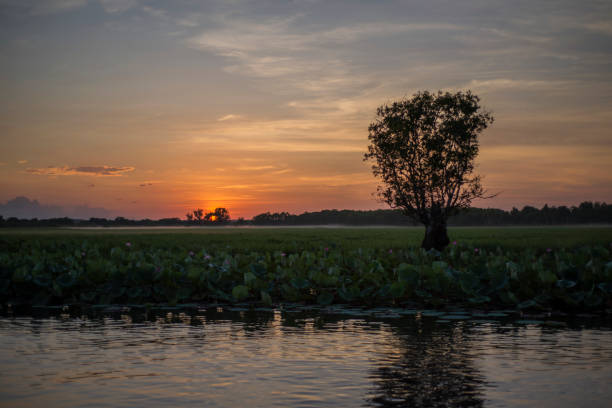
[0,201,610,227]
[251,202,612,226]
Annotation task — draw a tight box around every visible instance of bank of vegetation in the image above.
[1,230,610,313]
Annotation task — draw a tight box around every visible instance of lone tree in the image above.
[364,90,494,250]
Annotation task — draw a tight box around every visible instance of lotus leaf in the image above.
[556,279,577,289]
[260,290,272,306]
[317,291,334,305]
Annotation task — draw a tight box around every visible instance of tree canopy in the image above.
[364,90,494,249]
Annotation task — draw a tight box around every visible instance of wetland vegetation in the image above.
[1,227,611,313]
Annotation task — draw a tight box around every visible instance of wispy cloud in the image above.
[465,78,575,92]
[17,160,28,164]
[0,0,87,15]
[98,0,139,14]
[26,165,135,177]
[34,0,86,14]
[236,165,277,171]
[187,17,431,96]
[217,114,242,121]
[184,116,366,153]
[189,19,459,60]
[583,21,612,35]
[297,173,374,187]
[142,5,166,19]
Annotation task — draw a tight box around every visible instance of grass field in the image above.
[1,225,611,251]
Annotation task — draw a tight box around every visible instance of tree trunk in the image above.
[421,219,450,251]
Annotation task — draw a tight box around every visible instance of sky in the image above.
[1,0,611,219]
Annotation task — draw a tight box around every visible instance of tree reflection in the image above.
[367,319,486,407]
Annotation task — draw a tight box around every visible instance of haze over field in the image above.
[1,0,611,219]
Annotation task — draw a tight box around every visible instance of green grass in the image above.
[1,226,611,251]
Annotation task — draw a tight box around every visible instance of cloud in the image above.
[184,115,367,153]
[17,160,28,164]
[465,78,573,92]
[236,165,277,171]
[0,196,113,219]
[176,17,199,27]
[26,165,135,177]
[0,0,87,15]
[583,21,612,35]
[139,182,153,187]
[187,16,396,95]
[99,0,139,14]
[87,183,95,188]
[297,173,373,187]
[142,5,166,19]
[217,114,242,121]
[190,19,459,60]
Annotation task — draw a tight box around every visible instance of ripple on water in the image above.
[1,312,611,407]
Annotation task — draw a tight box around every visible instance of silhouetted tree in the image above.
[213,207,230,223]
[193,208,204,223]
[204,207,230,223]
[364,90,494,250]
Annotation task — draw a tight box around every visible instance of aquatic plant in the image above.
[0,236,610,312]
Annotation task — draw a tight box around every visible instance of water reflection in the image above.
[367,319,485,407]
[1,308,611,408]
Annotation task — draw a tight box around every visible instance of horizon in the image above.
[2,1,611,219]
[0,195,608,221]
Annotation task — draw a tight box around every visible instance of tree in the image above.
[193,208,204,223]
[185,209,204,224]
[213,207,230,223]
[364,90,494,250]
[205,207,230,223]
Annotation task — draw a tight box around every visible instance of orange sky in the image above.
[1,1,611,219]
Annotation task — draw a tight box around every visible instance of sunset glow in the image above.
[1,1,611,219]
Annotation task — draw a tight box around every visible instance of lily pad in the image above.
[227,307,249,312]
[396,309,419,315]
[231,285,249,301]
[317,292,334,305]
[541,321,566,327]
[373,313,402,319]
[421,310,446,317]
[515,320,545,325]
[485,312,509,317]
[439,314,471,320]
[556,279,577,289]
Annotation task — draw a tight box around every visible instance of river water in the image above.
[1,307,611,407]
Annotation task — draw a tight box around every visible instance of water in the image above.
[1,308,611,407]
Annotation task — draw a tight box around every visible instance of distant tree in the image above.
[205,207,230,223]
[213,207,230,223]
[185,212,194,222]
[364,90,494,250]
[193,209,204,223]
